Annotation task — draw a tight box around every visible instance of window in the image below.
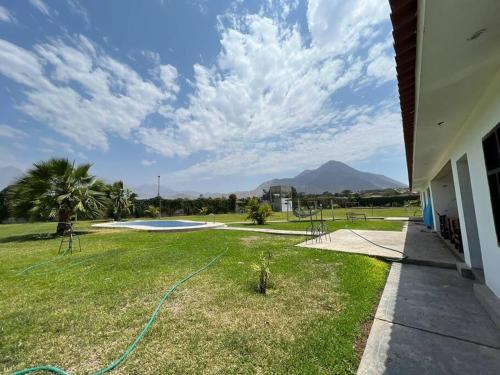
[482,123,500,243]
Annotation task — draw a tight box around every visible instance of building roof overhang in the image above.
[389,0,500,190]
[389,0,417,188]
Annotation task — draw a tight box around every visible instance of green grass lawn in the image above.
[228,219,405,232]
[131,206,419,224]
[1,221,388,374]
[302,207,420,219]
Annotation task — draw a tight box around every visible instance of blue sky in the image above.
[0,0,406,194]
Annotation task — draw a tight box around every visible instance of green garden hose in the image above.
[29,254,107,277]
[16,247,71,276]
[11,250,227,375]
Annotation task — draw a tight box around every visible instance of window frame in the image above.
[482,122,500,244]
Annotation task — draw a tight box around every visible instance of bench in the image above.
[346,212,367,221]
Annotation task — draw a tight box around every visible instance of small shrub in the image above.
[252,251,272,294]
[246,198,272,225]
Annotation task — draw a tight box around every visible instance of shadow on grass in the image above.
[0,231,93,244]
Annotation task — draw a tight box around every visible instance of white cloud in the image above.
[140,14,369,158]
[259,0,300,20]
[66,0,90,25]
[366,40,395,84]
[0,6,15,23]
[171,105,403,181]
[158,65,179,95]
[141,159,156,166]
[0,35,179,151]
[30,0,50,16]
[138,5,399,180]
[307,0,389,53]
[0,125,28,139]
[0,0,401,186]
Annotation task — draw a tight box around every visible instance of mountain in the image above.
[131,160,405,199]
[238,160,406,197]
[0,166,23,190]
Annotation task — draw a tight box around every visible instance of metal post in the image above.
[320,204,324,233]
[157,175,161,218]
[298,198,301,221]
[331,199,334,221]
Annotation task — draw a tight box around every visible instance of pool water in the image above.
[114,220,203,228]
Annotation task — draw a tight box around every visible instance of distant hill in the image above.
[236,160,406,197]
[0,166,23,190]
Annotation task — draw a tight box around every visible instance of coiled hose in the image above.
[11,250,227,375]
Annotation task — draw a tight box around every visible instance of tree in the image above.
[0,188,9,223]
[144,205,159,217]
[228,193,237,212]
[8,158,107,234]
[246,197,272,225]
[107,181,136,220]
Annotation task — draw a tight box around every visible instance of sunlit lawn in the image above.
[128,206,419,225]
[0,221,389,374]
[228,219,405,232]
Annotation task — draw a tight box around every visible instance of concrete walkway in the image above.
[216,226,307,236]
[225,220,289,225]
[297,222,458,268]
[358,263,500,374]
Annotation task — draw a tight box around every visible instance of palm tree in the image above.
[8,158,107,234]
[107,181,136,220]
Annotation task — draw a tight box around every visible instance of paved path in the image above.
[224,220,289,225]
[297,222,458,267]
[358,263,500,374]
[216,226,307,236]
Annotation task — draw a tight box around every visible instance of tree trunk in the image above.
[56,210,71,236]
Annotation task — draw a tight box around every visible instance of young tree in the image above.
[8,158,107,234]
[246,197,272,225]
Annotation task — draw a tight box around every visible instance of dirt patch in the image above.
[354,284,385,361]
[240,236,262,245]
[355,317,375,361]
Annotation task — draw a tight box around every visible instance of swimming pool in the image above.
[92,219,225,231]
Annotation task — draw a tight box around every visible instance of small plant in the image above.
[144,205,159,217]
[246,198,272,225]
[252,251,272,294]
[199,206,209,215]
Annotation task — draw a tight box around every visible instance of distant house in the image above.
[268,185,293,212]
[391,0,500,307]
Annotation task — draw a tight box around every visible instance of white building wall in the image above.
[450,161,474,267]
[421,70,500,298]
[430,169,458,232]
